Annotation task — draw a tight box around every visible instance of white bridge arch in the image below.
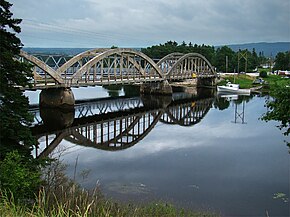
[19,48,216,89]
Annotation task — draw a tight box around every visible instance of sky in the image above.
[9,0,290,48]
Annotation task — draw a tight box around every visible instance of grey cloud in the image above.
[9,0,290,47]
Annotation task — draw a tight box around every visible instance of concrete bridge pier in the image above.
[197,78,217,87]
[140,80,173,95]
[40,87,75,109]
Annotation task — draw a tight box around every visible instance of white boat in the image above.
[217,82,251,94]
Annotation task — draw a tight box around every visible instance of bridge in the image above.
[19,48,216,108]
[31,94,213,158]
[20,48,216,89]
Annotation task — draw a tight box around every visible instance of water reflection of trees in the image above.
[102,85,123,97]
[102,84,140,98]
[213,94,253,110]
[31,95,214,158]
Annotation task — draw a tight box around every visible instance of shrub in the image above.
[0,151,41,202]
[259,70,268,78]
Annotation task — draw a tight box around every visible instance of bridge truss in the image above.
[19,48,216,89]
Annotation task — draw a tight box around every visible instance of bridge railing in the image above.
[19,49,216,89]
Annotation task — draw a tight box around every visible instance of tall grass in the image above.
[0,156,219,217]
[0,188,218,217]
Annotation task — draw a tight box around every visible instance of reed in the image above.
[1,186,218,217]
[0,157,219,217]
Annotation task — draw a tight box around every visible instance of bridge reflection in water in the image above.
[31,92,214,158]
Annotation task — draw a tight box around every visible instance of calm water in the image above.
[27,87,289,216]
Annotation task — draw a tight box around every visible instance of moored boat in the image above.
[217,82,251,94]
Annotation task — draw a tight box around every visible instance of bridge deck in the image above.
[19,49,217,90]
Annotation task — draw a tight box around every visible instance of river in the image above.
[26,86,289,216]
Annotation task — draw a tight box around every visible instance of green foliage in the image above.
[218,74,255,89]
[263,75,289,87]
[274,51,290,71]
[142,42,262,73]
[262,83,290,136]
[259,70,268,78]
[214,46,236,72]
[258,51,268,66]
[141,41,215,63]
[0,195,219,217]
[0,0,35,159]
[0,157,219,217]
[251,48,259,69]
[0,0,43,204]
[0,151,42,201]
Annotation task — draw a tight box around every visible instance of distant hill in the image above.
[216,42,290,57]
[22,47,91,55]
[22,47,141,55]
[23,42,290,58]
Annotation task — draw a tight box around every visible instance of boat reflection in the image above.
[31,92,214,158]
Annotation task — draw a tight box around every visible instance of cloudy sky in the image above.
[9,0,290,48]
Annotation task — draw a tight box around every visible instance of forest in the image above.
[141,41,290,72]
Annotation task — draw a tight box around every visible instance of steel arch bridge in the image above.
[19,48,216,89]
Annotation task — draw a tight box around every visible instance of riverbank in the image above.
[0,156,218,217]
[217,74,256,89]
[217,73,289,91]
[0,188,218,217]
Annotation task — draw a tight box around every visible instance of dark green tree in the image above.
[250,48,259,71]
[274,51,290,71]
[142,41,216,63]
[181,41,187,47]
[214,46,236,72]
[262,84,290,138]
[258,51,267,66]
[0,0,42,201]
[0,0,35,159]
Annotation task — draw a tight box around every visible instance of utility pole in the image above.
[226,55,228,73]
[238,50,248,73]
[238,51,240,74]
[270,52,273,73]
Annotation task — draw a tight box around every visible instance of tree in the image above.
[214,46,236,72]
[0,0,43,201]
[181,41,187,47]
[0,0,36,159]
[142,41,216,63]
[274,51,290,71]
[251,48,259,70]
[0,151,41,201]
[258,51,267,66]
[262,84,290,138]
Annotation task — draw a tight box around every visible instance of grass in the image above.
[263,75,289,87]
[218,74,255,89]
[218,74,290,90]
[0,158,219,217]
[0,189,218,217]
